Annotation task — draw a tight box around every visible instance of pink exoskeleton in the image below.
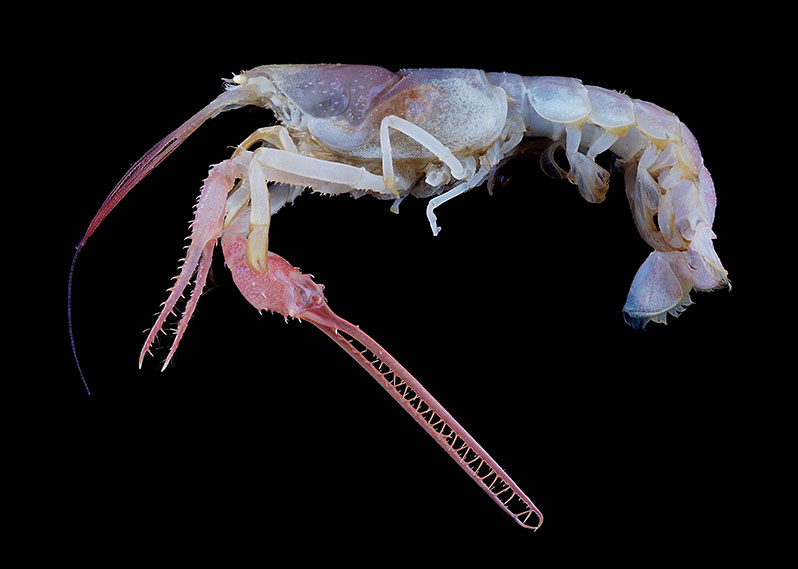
[71,64,729,530]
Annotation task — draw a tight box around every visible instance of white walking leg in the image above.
[247,150,272,272]
[426,169,488,236]
[236,147,394,272]
[380,115,467,197]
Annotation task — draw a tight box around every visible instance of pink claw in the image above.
[219,214,543,530]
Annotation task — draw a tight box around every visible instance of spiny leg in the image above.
[157,240,215,371]
[139,158,240,368]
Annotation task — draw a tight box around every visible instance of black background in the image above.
[24,8,783,564]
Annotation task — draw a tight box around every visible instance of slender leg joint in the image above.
[380,115,467,198]
[247,150,272,273]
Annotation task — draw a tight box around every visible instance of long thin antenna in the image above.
[68,243,91,395]
[67,84,251,394]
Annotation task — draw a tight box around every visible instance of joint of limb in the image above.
[380,115,467,198]
[239,146,397,272]
[233,125,298,157]
[425,168,488,236]
[563,125,611,203]
[226,126,297,233]
[246,149,272,273]
[253,148,390,194]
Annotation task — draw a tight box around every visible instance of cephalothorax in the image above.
[72,64,729,529]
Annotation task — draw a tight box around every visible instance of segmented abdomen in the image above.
[488,73,729,328]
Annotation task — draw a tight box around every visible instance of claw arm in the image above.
[311,316,543,530]
[221,223,542,529]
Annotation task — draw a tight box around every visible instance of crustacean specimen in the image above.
[70,65,728,529]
